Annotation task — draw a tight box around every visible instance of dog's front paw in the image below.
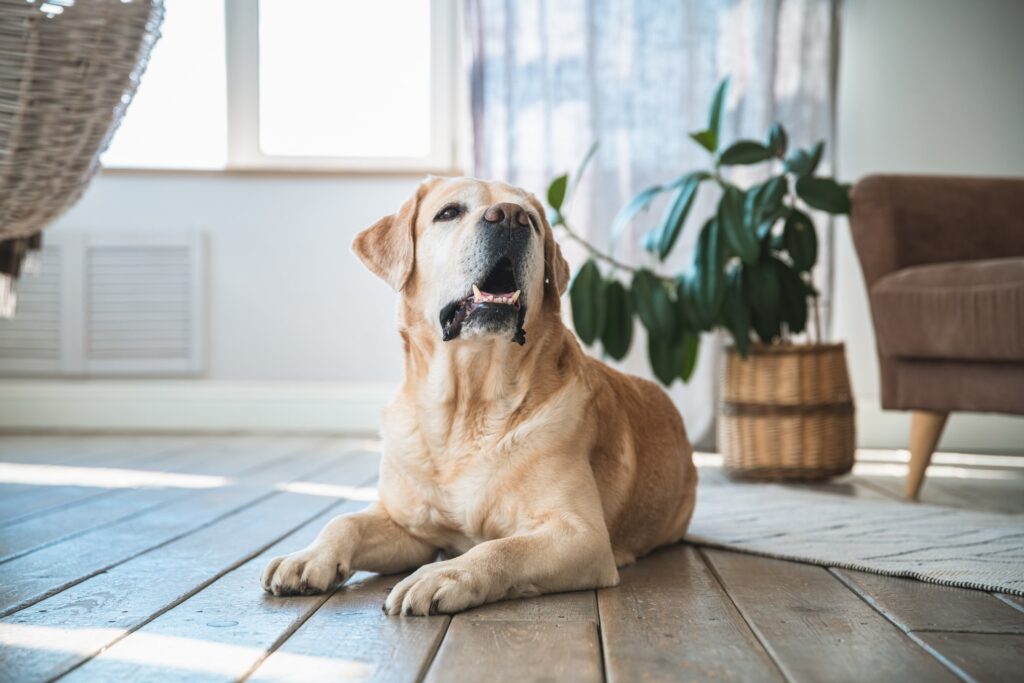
[384,563,485,616]
[261,546,351,596]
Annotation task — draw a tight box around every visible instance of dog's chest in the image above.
[383,415,529,552]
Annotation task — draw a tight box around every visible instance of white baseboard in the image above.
[853,396,1024,454]
[0,380,396,434]
[0,380,1021,453]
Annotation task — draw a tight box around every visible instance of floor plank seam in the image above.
[995,594,1024,614]
[416,614,454,683]
[695,547,793,683]
[591,590,608,683]
[0,442,205,528]
[850,475,903,501]
[45,483,367,682]
[0,488,279,619]
[0,493,195,565]
[0,490,112,529]
[234,588,339,683]
[828,568,977,683]
[911,628,1024,636]
[0,450,353,618]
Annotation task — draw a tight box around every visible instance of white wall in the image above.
[50,173,419,383]
[834,0,1024,451]
[4,0,1023,449]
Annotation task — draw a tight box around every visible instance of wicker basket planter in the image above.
[718,343,855,480]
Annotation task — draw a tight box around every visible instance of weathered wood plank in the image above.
[703,548,959,682]
[459,590,596,622]
[856,469,1024,514]
[245,573,449,683]
[0,440,334,617]
[0,438,209,524]
[0,442,296,563]
[996,593,1024,613]
[424,619,602,683]
[0,453,380,682]
[833,568,1024,634]
[915,632,1024,682]
[55,498,371,683]
[599,544,782,683]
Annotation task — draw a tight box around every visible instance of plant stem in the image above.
[557,216,676,285]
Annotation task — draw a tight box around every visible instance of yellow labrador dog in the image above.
[262,177,697,615]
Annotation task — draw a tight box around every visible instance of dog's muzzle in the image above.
[439,203,534,345]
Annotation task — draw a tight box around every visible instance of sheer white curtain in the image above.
[467,0,841,446]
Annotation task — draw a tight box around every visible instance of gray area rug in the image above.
[686,481,1024,596]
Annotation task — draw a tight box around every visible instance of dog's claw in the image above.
[429,599,440,615]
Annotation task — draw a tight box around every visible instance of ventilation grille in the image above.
[87,246,193,361]
[0,248,62,367]
[0,233,204,377]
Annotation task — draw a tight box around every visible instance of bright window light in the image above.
[102,0,228,169]
[257,0,432,158]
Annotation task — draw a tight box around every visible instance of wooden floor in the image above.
[0,436,1022,683]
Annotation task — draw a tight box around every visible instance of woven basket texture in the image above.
[0,0,164,242]
[718,343,856,481]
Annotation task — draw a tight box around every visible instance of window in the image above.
[102,0,228,169]
[102,0,455,172]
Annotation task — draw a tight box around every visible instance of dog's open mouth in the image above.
[441,256,526,344]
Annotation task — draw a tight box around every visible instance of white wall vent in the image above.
[0,232,205,377]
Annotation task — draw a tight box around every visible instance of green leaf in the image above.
[646,334,676,386]
[745,175,787,228]
[722,268,751,358]
[646,173,703,260]
[718,186,758,265]
[631,269,663,333]
[569,259,605,345]
[784,141,824,176]
[601,279,633,361]
[744,259,781,343]
[777,260,809,334]
[795,176,851,214]
[674,276,702,332]
[610,185,665,249]
[547,174,569,212]
[784,208,818,271]
[692,218,728,323]
[689,129,717,153]
[719,140,773,165]
[679,333,700,382]
[707,77,730,144]
[766,123,788,157]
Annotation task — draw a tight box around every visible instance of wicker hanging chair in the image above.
[0,0,164,316]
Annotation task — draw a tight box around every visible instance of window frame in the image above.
[108,0,459,174]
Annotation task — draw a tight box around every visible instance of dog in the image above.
[262,177,697,615]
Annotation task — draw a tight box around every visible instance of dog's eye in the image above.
[433,204,465,222]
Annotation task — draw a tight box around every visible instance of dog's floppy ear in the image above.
[352,181,433,291]
[527,195,571,303]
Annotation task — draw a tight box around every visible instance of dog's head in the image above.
[352,177,570,345]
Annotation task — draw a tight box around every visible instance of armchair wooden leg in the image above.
[905,410,949,500]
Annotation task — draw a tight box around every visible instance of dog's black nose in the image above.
[482,202,530,229]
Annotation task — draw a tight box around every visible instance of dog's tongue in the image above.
[472,285,521,306]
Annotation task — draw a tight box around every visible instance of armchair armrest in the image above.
[849,174,1024,287]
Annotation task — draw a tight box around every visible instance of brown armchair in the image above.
[849,175,1024,499]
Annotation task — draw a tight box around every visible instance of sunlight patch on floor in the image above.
[276,481,379,501]
[696,450,1024,480]
[0,463,231,489]
[852,461,1023,481]
[855,449,1024,469]
[0,623,370,680]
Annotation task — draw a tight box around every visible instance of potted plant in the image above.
[546,77,855,480]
